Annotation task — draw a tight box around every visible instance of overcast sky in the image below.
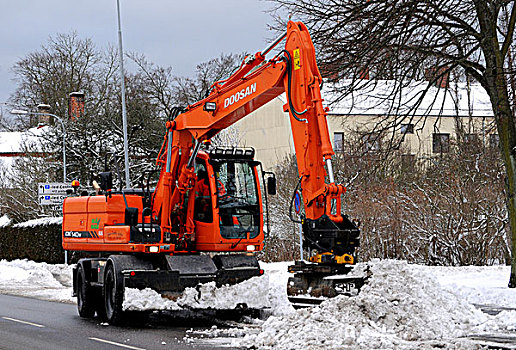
[0,0,277,103]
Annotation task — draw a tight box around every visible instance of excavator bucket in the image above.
[286,261,367,308]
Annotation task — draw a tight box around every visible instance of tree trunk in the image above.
[496,101,516,287]
[488,61,516,287]
[474,0,516,287]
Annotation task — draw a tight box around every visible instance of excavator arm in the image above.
[151,21,361,304]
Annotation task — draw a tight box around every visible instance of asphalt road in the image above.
[0,294,237,350]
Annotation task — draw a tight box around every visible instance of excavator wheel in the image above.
[77,265,96,318]
[104,262,125,325]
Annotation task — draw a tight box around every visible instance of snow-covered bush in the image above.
[266,139,508,266]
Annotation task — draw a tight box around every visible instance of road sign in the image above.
[294,191,302,214]
[38,194,67,206]
[38,183,73,195]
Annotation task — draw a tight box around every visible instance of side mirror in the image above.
[99,172,113,192]
[267,176,276,196]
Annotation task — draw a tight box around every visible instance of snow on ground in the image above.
[1,258,516,349]
[0,259,74,303]
[224,260,496,349]
[0,214,10,228]
[429,265,515,307]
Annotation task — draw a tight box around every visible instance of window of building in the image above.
[362,133,380,153]
[464,133,479,144]
[334,132,344,152]
[490,134,500,149]
[400,123,414,134]
[432,133,450,153]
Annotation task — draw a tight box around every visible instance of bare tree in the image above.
[266,133,507,265]
[6,31,246,222]
[11,32,100,119]
[7,33,166,216]
[172,53,246,106]
[129,52,245,114]
[127,52,176,118]
[269,0,516,284]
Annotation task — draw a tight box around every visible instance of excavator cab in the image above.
[213,159,260,239]
[192,147,267,252]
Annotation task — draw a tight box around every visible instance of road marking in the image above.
[89,337,146,350]
[2,316,45,328]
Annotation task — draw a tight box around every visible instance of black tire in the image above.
[104,263,124,325]
[77,265,95,318]
[94,290,107,320]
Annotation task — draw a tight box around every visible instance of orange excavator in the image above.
[63,21,360,324]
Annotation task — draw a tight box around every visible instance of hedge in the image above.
[0,217,82,264]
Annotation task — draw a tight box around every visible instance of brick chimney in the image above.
[37,104,53,125]
[68,92,85,121]
[424,67,449,88]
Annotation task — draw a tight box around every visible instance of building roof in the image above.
[0,126,47,170]
[322,80,493,117]
[0,126,47,153]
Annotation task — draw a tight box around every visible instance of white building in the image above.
[233,80,496,169]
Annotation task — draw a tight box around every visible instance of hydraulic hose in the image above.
[282,50,308,123]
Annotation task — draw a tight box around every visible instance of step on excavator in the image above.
[63,21,362,324]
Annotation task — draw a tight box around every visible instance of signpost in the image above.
[38,183,72,206]
[39,194,67,206]
[38,182,72,264]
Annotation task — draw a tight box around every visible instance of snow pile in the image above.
[476,310,516,334]
[123,288,181,311]
[232,260,488,349]
[2,257,516,348]
[258,261,294,316]
[179,275,270,309]
[0,214,10,228]
[123,274,272,311]
[13,216,63,228]
[123,261,295,314]
[0,259,73,302]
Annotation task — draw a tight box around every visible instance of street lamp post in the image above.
[116,0,131,189]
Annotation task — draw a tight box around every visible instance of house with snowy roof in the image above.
[0,126,48,177]
[0,93,84,184]
[233,80,496,169]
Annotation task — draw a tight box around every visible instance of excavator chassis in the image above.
[73,253,263,324]
[121,254,262,293]
[287,260,366,308]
